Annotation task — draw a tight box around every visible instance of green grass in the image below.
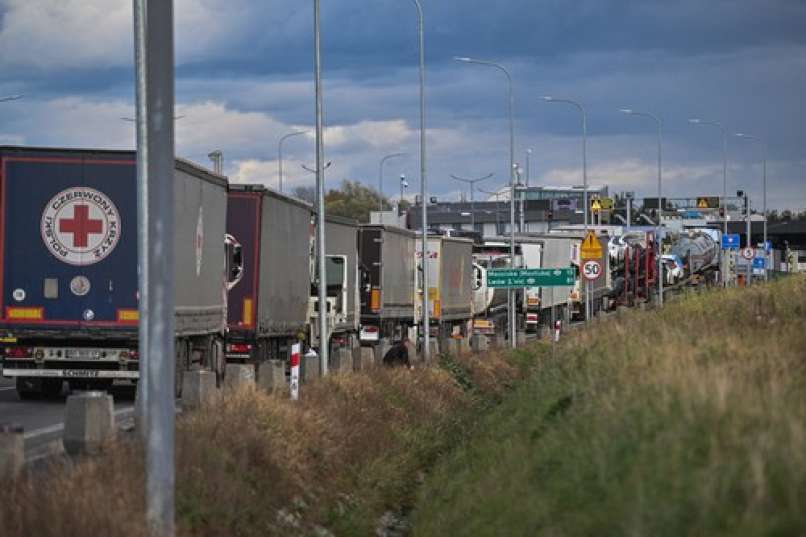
[412,276,806,537]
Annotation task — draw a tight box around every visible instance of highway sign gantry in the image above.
[580,230,603,260]
[487,268,575,288]
[582,259,603,281]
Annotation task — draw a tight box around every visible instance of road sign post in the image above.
[579,231,602,323]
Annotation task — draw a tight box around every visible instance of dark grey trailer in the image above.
[358,225,417,345]
[225,185,312,363]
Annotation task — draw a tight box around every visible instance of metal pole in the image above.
[735,133,768,280]
[544,97,590,321]
[208,150,222,174]
[313,0,328,376]
[746,192,752,285]
[455,57,517,347]
[278,131,306,193]
[410,0,429,361]
[134,0,175,534]
[379,152,407,214]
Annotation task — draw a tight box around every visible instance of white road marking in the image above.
[23,406,135,439]
[0,386,16,391]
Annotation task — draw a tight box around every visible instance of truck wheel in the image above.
[16,377,42,400]
[41,379,64,398]
[211,339,225,388]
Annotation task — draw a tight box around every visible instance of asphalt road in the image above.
[0,377,135,460]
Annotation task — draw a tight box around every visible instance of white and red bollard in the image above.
[553,320,561,344]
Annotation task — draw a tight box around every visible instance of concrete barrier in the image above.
[225,363,256,392]
[63,391,115,456]
[182,370,219,410]
[516,331,527,346]
[303,354,321,383]
[331,347,354,374]
[404,340,418,364]
[0,424,23,480]
[257,360,286,394]
[356,346,375,371]
[470,334,489,353]
[459,335,471,355]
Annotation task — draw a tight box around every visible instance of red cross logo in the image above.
[58,204,103,248]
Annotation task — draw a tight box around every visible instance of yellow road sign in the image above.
[696,196,719,209]
[590,197,613,211]
[580,230,603,260]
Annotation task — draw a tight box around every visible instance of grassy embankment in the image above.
[412,275,806,536]
[0,335,534,536]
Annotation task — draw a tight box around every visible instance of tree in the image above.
[325,180,391,223]
[292,186,316,204]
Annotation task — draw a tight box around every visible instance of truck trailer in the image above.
[357,225,417,349]
[0,146,238,398]
[225,184,312,372]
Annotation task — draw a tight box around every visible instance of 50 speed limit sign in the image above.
[582,259,603,281]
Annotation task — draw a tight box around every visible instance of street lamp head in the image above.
[688,118,702,124]
[542,96,554,102]
[620,108,633,114]
[0,94,23,103]
[453,56,472,62]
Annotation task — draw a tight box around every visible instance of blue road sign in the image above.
[721,234,740,250]
[752,257,766,269]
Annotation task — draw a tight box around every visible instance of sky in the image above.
[0,0,804,211]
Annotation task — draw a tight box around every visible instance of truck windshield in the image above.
[313,256,346,297]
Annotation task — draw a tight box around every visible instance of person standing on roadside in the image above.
[383,337,413,369]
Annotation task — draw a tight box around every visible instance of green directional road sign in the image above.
[487,268,576,288]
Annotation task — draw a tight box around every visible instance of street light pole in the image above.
[735,132,768,280]
[407,0,430,362]
[133,0,175,533]
[544,96,591,322]
[689,118,729,286]
[278,131,307,193]
[455,56,517,348]
[450,173,494,230]
[620,108,664,306]
[313,0,328,376]
[379,152,407,214]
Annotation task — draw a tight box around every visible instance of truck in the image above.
[309,215,361,355]
[417,234,474,345]
[0,146,239,399]
[471,238,520,339]
[225,184,312,374]
[357,225,417,351]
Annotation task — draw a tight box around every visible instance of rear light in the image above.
[370,289,381,312]
[432,299,441,318]
[6,307,44,320]
[363,326,379,333]
[226,343,253,354]
[6,347,33,358]
[526,313,539,324]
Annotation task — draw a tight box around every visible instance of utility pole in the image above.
[313,0,328,376]
[133,0,175,534]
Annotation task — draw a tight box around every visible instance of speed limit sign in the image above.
[582,259,603,281]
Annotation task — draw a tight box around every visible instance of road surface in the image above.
[0,377,135,461]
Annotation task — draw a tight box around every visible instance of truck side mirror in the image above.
[225,234,244,291]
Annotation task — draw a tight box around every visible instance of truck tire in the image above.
[16,377,41,400]
[42,378,63,398]
[211,338,225,388]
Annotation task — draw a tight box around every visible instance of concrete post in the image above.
[257,360,287,394]
[332,347,354,374]
[303,354,321,383]
[0,424,24,480]
[427,339,440,360]
[181,370,218,410]
[64,391,115,456]
[470,334,489,353]
[516,331,527,346]
[357,346,375,370]
[404,339,419,364]
[459,335,471,355]
[225,364,256,392]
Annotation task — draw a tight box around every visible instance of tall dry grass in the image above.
[0,345,529,536]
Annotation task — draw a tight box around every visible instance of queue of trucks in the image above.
[0,145,724,399]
